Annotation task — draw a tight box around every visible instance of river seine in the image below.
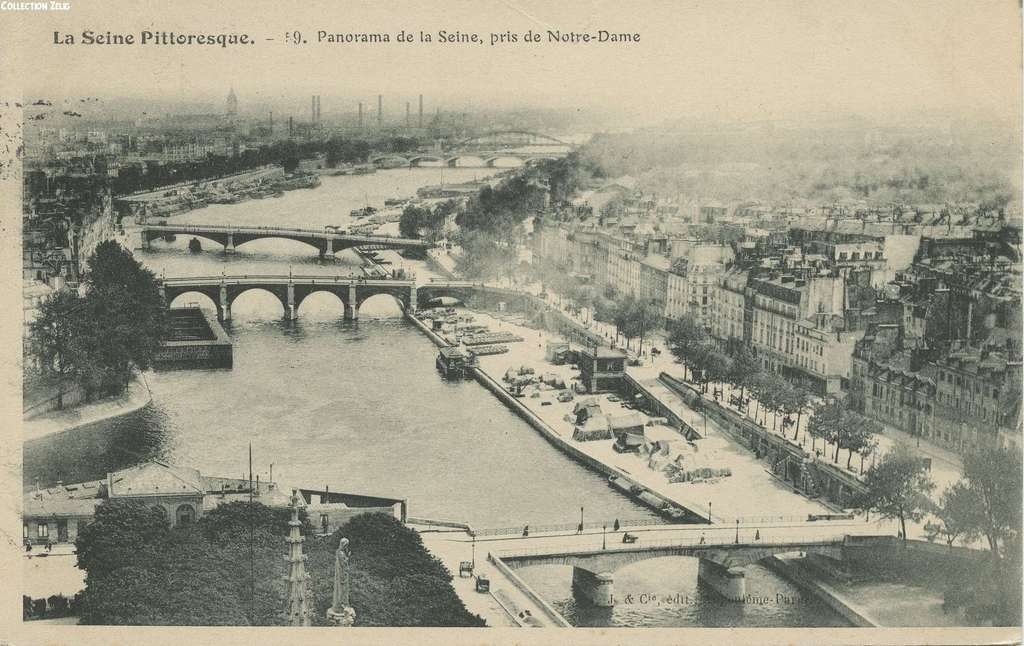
[23,168,851,627]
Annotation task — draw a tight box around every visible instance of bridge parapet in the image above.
[497,535,845,572]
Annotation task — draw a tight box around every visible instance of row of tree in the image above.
[666,313,885,470]
[27,241,168,405]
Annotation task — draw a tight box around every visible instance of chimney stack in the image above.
[358,102,363,127]
[418,94,423,127]
[377,94,383,127]
[311,95,316,124]
[406,101,410,127]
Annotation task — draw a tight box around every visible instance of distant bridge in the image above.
[370,130,573,169]
[140,224,431,258]
[456,130,570,149]
[159,275,523,322]
[369,151,565,169]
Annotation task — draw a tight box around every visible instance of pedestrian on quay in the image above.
[522,525,529,537]
[577,522,583,535]
[45,539,53,552]
[613,519,620,532]
[699,533,706,545]
[754,530,761,541]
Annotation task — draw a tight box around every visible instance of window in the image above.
[37,523,48,538]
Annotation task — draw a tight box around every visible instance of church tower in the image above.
[282,489,312,626]
[226,87,238,117]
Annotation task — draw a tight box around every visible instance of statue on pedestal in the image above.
[326,537,356,626]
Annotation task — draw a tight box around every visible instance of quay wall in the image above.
[658,372,865,509]
[762,556,875,627]
[155,308,233,369]
[488,553,573,627]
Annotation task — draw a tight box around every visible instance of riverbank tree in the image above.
[28,242,168,403]
[856,446,935,540]
[932,447,1022,625]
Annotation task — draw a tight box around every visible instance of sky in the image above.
[4,0,1022,127]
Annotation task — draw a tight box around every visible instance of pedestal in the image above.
[327,606,356,626]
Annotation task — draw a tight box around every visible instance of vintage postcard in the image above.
[0,1,1021,644]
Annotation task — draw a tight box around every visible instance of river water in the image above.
[24,168,854,627]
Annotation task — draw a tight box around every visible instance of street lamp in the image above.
[602,524,607,550]
[707,501,712,523]
[735,518,740,544]
[579,506,584,533]
[471,534,476,568]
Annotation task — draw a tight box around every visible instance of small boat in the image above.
[608,474,637,494]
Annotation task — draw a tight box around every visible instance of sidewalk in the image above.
[23,371,153,442]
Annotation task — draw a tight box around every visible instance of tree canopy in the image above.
[76,499,484,627]
[29,242,168,402]
[856,446,935,539]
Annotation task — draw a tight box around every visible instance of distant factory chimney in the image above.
[358,102,363,128]
[269,110,273,132]
[406,101,410,128]
[311,95,316,124]
[418,94,423,128]
[288,116,293,136]
[377,94,383,127]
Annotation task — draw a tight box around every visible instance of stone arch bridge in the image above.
[160,276,532,322]
[497,535,847,605]
[140,224,431,259]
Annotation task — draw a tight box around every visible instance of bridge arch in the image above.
[229,236,324,255]
[168,290,220,315]
[227,287,287,319]
[371,154,411,168]
[446,155,486,168]
[295,289,349,318]
[409,155,444,167]
[485,156,525,168]
[356,288,408,316]
[148,231,229,251]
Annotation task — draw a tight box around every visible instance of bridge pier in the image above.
[409,286,417,312]
[345,283,358,320]
[140,231,150,250]
[571,567,615,607]
[697,559,746,601]
[286,283,296,321]
[219,285,231,322]
[225,234,235,254]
